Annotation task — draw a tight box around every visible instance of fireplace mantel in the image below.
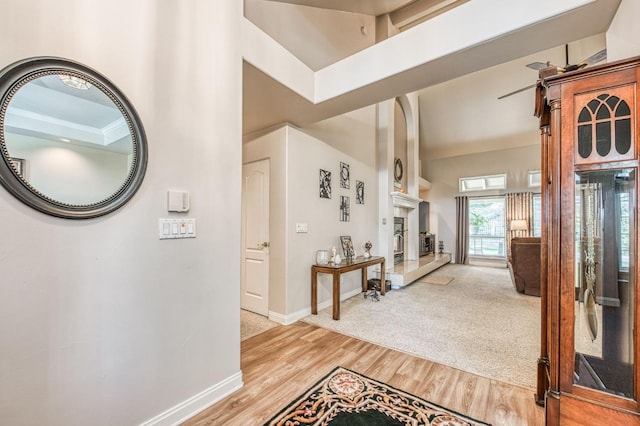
[390,192,421,209]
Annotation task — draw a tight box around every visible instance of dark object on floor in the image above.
[367,278,391,292]
[365,278,391,301]
[364,287,379,301]
[508,237,541,296]
[263,366,491,425]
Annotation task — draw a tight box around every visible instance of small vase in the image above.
[363,241,372,258]
[334,254,342,264]
[316,250,329,265]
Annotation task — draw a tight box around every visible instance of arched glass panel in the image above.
[606,96,620,111]
[595,122,611,156]
[616,100,631,117]
[615,118,632,155]
[587,99,600,113]
[596,103,611,120]
[578,107,592,123]
[578,124,592,158]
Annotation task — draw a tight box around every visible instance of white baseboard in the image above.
[270,308,309,325]
[139,371,243,426]
[268,310,291,325]
[268,288,363,325]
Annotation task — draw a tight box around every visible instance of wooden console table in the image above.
[311,256,386,320]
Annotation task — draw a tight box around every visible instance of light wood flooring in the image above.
[182,322,544,426]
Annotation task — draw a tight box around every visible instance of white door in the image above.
[241,159,270,316]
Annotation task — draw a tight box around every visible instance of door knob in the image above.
[260,241,270,248]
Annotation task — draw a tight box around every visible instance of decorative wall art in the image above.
[340,162,350,189]
[340,235,355,259]
[356,180,364,204]
[319,169,331,199]
[340,195,350,222]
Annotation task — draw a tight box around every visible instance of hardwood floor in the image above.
[182,322,544,426]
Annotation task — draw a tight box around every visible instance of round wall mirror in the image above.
[0,57,147,219]
[394,158,403,182]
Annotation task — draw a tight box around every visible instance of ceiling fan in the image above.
[497,45,607,100]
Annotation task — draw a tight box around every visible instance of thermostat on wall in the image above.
[167,190,190,212]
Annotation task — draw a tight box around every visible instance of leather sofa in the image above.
[507,237,541,297]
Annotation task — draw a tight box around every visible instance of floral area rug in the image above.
[264,366,491,425]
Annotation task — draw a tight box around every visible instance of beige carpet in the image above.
[241,309,278,341]
[302,263,540,389]
[417,273,453,285]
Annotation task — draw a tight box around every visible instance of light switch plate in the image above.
[159,218,197,239]
[295,223,308,233]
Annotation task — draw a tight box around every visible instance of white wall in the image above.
[286,125,378,316]
[243,106,378,322]
[607,0,640,61]
[244,0,375,71]
[424,144,541,263]
[0,1,243,425]
[7,135,130,204]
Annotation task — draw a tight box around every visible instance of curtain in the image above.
[505,192,534,258]
[455,196,469,264]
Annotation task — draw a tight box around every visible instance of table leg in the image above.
[380,259,386,296]
[361,266,368,292]
[332,271,340,320]
[311,267,318,315]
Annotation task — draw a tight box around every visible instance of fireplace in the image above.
[419,232,435,256]
[393,217,404,264]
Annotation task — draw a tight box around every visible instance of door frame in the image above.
[241,158,270,316]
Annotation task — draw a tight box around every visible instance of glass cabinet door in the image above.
[574,168,635,398]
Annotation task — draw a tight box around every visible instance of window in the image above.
[532,193,541,237]
[528,170,541,188]
[468,197,506,258]
[459,174,506,192]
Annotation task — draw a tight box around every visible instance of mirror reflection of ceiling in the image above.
[5,75,132,154]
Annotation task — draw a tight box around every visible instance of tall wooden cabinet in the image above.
[537,57,640,425]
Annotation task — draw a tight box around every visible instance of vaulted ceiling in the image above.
[267,0,416,15]
[244,0,620,160]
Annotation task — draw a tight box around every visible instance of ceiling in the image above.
[266,0,416,15]
[245,1,621,160]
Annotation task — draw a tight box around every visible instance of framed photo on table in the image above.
[340,235,355,258]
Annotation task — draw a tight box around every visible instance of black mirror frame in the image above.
[0,57,148,219]
[394,158,403,182]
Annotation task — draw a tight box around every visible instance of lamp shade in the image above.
[510,219,528,231]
